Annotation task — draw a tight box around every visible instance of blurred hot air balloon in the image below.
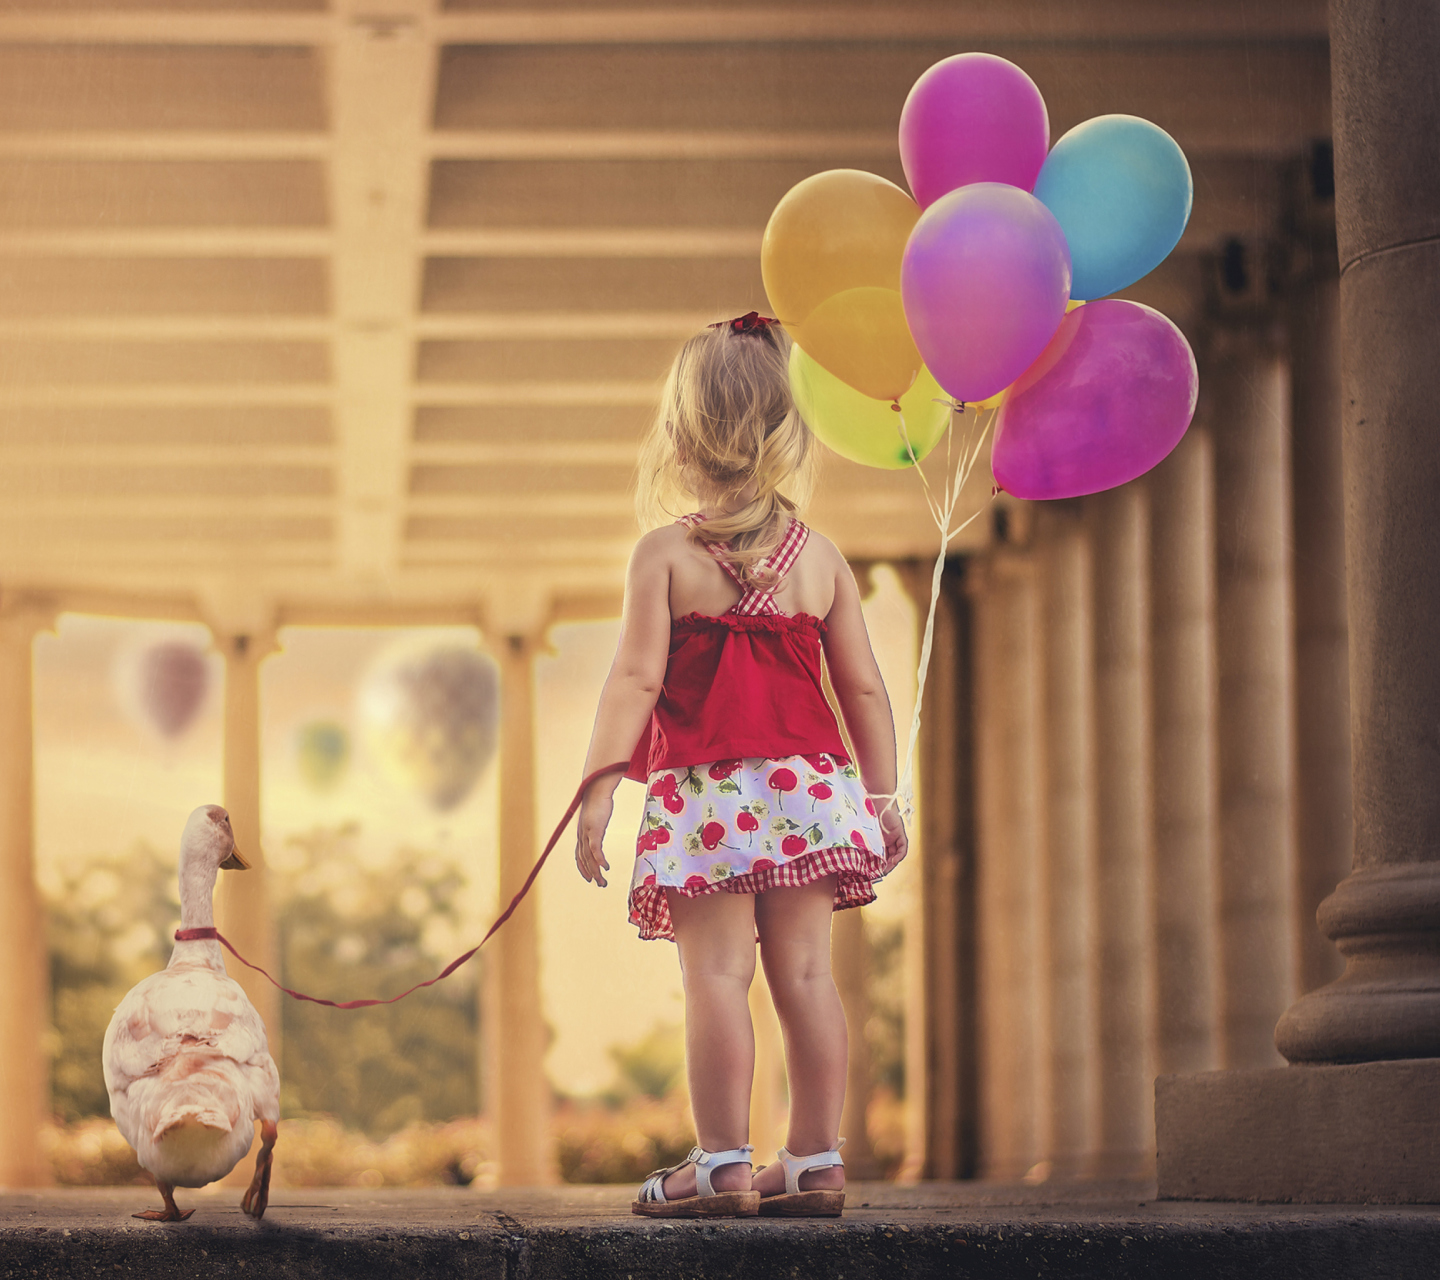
[137,642,209,738]
[297,720,350,792]
[359,645,499,811]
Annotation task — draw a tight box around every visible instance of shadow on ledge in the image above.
[4,1181,1440,1279]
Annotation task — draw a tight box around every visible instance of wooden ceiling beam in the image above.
[0,6,1326,47]
[0,385,329,407]
[426,129,896,161]
[412,382,658,406]
[329,0,436,585]
[0,131,331,160]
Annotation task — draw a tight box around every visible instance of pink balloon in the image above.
[991,299,1198,500]
[901,183,1072,404]
[139,642,208,738]
[899,53,1050,207]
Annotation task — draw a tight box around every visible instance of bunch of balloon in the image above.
[897,52,1200,499]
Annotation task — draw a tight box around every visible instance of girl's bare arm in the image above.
[822,554,909,871]
[575,533,673,887]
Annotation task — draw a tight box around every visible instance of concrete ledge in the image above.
[5,1184,1440,1280]
[1157,1058,1440,1203]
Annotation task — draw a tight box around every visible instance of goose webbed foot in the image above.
[241,1118,277,1219]
[134,1183,193,1222]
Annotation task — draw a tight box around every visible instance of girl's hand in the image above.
[877,801,908,874]
[575,788,614,887]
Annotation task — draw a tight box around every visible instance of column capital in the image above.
[198,586,279,662]
[482,581,554,651]
[0,594,59,643]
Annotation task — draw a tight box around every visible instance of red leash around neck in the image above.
[175,761,630,1011]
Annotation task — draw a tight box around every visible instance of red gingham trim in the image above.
[678,514,809,617]
[629,844,887,942]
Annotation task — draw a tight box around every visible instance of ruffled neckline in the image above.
[672,610,827,635]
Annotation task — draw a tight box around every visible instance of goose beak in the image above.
[219,846,251,871]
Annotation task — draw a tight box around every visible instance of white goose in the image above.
[102,805,280,1221]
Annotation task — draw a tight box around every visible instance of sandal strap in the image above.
[636,1144,754,1201]
[690,1144,754,1197]
[775,1140,845,1196]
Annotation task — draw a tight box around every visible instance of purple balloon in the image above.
[901,183,1072,404]
[991,299,1198,500]
[899,53,1050,207]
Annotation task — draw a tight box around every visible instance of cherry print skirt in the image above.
[628,753,889,942]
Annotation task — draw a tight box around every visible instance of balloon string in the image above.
[871,403,995,827]
[174,760,632,1009]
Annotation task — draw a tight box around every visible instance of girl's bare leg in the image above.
[662,887,757,1197]
[752,876,847,1194]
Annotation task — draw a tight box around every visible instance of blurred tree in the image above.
[601,1021,685,1106]
[47,843,177,1121]
[45,827,479,1139]
[277,825,479,1136]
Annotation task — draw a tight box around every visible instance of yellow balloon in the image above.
[790,344,952,471]
[794,286,922,403]
[763,169,922,401]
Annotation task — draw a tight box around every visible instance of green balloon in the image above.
[297,720,350,792]
[789,344,952,470]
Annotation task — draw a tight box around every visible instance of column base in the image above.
[1156,1059,1440,1203]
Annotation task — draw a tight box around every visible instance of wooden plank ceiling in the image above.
[0,0,1330,623]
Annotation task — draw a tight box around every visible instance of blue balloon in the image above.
[1033,115,1192,301]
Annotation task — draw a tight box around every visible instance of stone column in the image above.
[895,559,978,1180]
[1157,5,1440,1203]
[213,625,282,1069]
[1209,325,1298,1068]
[831,907,880,1177]
[1288,238,1352,995]
[1275,0,1440,1067]
[1035,508,1098,1175]
[1087,484,1157,1174]
[970,552,1044,1179]
[492,631,554,1185]
[1148,429,1222,1075]
[0,600,54,1188]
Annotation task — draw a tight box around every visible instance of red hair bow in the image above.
[711,311,780,334]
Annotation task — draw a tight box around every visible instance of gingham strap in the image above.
[680,513,809,616]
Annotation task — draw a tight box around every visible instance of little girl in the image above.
[574,312,907,1219]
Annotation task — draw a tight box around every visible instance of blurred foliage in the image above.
[277,825,478,1136]
[555,1094,694,1185]
[45,831,906,1187]
[47,842,178,1121]
[45,826,478,1138]
[272,1115,491,1188]
[44,1115,492,1189]
[600,1021,685,1106]
[865,916,905,1095]
[42,1117,147,1186]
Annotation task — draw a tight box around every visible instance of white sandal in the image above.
[757,1141,846,1217]
[631,1144,761,1218]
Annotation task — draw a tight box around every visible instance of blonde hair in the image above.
[636,320,816,589]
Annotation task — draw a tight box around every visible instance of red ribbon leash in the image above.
[175,761,631,1010]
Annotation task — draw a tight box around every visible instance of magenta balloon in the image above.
[899,53,1050,207]
[991,299,1198,500]
[901,183,1072,404]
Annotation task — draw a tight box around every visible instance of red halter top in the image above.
[625,515,850,782]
